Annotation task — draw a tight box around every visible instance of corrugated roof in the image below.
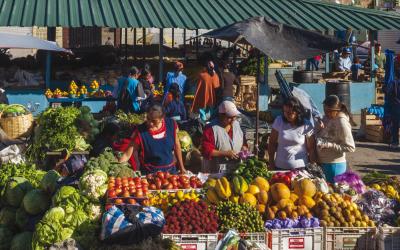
[0,0,400,30]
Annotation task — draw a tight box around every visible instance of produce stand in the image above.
[376,227,400,250]
[324,227,376,250]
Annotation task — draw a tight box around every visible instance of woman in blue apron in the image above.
[119,103,186,174]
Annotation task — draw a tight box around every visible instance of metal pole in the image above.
[183,29,187,61]
[125,28,128,63]
[133,28,137,61]
[370,30,376,83]
[45,52,52,89]
[172,28,175,48]
[255,50,261,156]
[159,28,164,83]
[143,28,146,63]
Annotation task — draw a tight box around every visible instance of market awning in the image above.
[1,0,400,31]
[201,16,345,61]
[0,32,71,53]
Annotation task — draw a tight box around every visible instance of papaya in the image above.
[270,183,291,202]
[232,176,248,195]
[215,177,231,200]
[293,179,317,197]
[206,189,219,204]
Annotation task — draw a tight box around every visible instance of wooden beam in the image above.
[159,28,164,83]
[133,28,137,60]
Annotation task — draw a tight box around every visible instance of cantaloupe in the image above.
[293,179,317,197]
[270,183,291,202]
[252,177,270,192]
[247,185,260,195]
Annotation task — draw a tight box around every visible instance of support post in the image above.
[143,28,146,63]
[195,29,199,60]
[325,53,330,73]
[125,28,128,63]
[183,29,187,61]
[213,38,217,47]
[370,30,376,83]
[45,52,52,89]
[255,50,261,156]
[133,28,137,61]
[159,28,164,83]
[172,28,175,48]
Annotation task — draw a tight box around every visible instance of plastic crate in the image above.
[267,228,323,250]
[324,227,376,250]
[218,232,267,250]
[376,227,400,250]
[162,234,218,250]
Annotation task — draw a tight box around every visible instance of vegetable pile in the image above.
[27,106,95,162]
[85,148,134,177]
[234,157,272,183]
[0,163,45,190]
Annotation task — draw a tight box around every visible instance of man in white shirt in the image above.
[335,47,352,72]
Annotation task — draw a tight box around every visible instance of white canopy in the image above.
[0,32,71,53]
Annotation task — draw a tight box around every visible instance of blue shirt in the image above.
[165,100,187,121]
[165,72,187,100]
[117,76,140,112]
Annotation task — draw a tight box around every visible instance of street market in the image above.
[3,1,400,250]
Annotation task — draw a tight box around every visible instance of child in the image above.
[164,83,187,121]
[351,57,363,81]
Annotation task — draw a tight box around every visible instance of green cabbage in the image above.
[22,189,50,215]
[65,209,87,228]
[42,207,65,223]
[4,177,33,207]
[39,170,60,194]
[0,207,16,229]
[178,130,193,152]
[15,207,29,230]
[11,231,33,250]
[0,226,13,249]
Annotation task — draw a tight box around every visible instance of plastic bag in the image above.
[100,206,132,240]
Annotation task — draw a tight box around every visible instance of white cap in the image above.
[218,101,241,117]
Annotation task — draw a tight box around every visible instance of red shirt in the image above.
[201,125,247,160]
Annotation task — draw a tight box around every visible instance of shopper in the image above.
[202,101,246,173]
[374,43,386,70]
[191,61,220,119]
[90,122,120,157]
[117,66,142,113]
[119,103,186,174]
[316,95,355,183]
[164,83,187,121]
[165,61,187,101]
[220,62,240,102]
[351,57,363,81]
[335,48,352,72]
[306,55,321,71]
[267,97,317,170]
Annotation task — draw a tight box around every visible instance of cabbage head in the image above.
[65,209,87,228]
[42,207,65,223]
[178,130,192,152]
[4,177,33,207]
[15,207,29,230]
[0,226,13,250]
[39,170,60,194]
[23,189,50,215]
[11,231,33,250]
[0,207,16,228]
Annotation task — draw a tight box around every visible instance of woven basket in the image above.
[0,104,33,139]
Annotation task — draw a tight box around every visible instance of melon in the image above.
[293,179,317,197]
[297,195,316,209]
[247,185,260,195]
[270,183,291,202]
[240,193,257,207]
[252,177,270,192]
[276,199,294,210]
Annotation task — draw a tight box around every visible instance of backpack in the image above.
[117,78,134,113]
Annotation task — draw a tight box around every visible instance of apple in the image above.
[162,180,170,189]
[122,191,130,198]
[164,172,171,179]
[128,199,137,205]
[169,175,178,182]
[136,189,144,198]
[142,199,150,206]
[149,184,156,190]
[108,190,116,198]
[155,180,162,190]
[115,198,123,204]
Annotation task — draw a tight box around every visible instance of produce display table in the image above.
[47,97,115,104]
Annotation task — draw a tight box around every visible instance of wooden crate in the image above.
[361,109,382,126]
[365,125,385,143]
[239,75,256,86]
[376,93,385,105]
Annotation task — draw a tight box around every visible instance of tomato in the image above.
[122,191,130,198]
[115,198,123,205]
[149,184,156,190]
[127,199,137,205]
[108,183,115,189]
[135,189,144,198]
[115,188,122,195]
[108,190,116,198]
[156,171,165,180]
[164,172,170,180]
[133,177,141,183]
[142,199,150,206]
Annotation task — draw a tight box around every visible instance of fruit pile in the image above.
[264,179,317,221]
[233,158,272,183]
[312,192,375,228]
[53,88,63,98]
[146,172,202,190]
[45,89,53,98]
[148,190,200,212]
[217,201,264,233]
[270,172,293,186]
[162,200,218,234]
[206,176,269,213]
[69,80,78,92]
[107,176,149,200]
[370,183,399,201]
[80,85,88,96]
[90,80,99,90]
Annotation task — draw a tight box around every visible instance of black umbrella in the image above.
[201,16,345,61]
[201,16,344,155]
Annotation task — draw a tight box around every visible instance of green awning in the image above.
[1,0,400,30]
